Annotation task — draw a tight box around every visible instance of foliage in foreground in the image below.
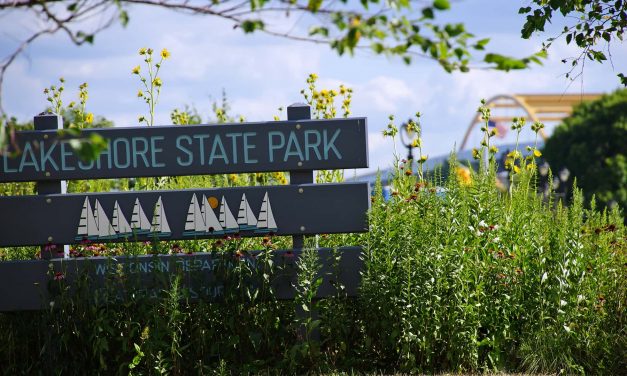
[0,135,625,375]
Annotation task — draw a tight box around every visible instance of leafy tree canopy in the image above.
[520,0,627,83]
[543,89,627,214]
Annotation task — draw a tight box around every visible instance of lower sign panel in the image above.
[0,183,369,247]
[0,248,363,311]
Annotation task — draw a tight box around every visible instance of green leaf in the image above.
[372,42,385,54]
[241,20,265,33]
[433,0,450,10]
[119,10,130,27]
[422,7,434,19]
[307,0,323,12]
[484,53,527,71]
[309,26,329,37]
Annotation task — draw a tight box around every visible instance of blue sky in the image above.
[2,1,625,174]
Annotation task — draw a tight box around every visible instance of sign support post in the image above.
[287,103,313,250]
[34,113,68,259]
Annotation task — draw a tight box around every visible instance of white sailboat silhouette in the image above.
[93,199,117,239]
[219,196,239,233]
[203,194,224,234]
[150,196,171,237]
[111,200,132,238]
[237,193,258,230]
[255,192,277,233]
[183,194,206,236]
[75,197,98,240]
[130,198,151,234]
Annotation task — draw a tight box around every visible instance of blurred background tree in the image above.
[543,89,627,213]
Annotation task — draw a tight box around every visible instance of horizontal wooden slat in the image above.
[0,247,363,311]
[0,183,370,247]
[0,118,368,182]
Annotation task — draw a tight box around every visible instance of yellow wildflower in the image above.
[85,113,94,124]
[456,166,472,186]
[139,47,147,55]
[513,165,521,174]
[504,158,514,170]
[153,77,162,87]
[507,150,521,159]
[137,90,143,97]
[533,149,542,157]
[132,65,140,74]
[160,48,170,59]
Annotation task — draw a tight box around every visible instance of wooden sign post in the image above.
[0,104,369,311]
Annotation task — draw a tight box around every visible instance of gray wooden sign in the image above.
[0,118,368,182]
[0,248,363,311]
[0,183,369,247]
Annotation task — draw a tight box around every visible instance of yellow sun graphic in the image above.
[208,196,219,209]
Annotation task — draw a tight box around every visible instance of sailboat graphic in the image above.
[183,194,205,236]
[150,196,172,237]
[203,195,224,234]
[255,192,277,234]
[93,199,117,240]
[219,196,239,233]
[111,200,132,239]
[237,193,258,230]
[75,197,98,240]
[130,198,151,234]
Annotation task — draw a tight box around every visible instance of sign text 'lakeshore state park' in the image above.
[0,118,368,182]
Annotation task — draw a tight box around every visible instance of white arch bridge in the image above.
[459,93,601,151]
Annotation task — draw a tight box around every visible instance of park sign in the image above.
[0,104,370,311]
[0,117,368,182]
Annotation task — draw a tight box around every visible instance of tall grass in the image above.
[359,153,625,373]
